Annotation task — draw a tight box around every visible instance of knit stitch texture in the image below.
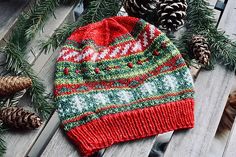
[54,16,195,156]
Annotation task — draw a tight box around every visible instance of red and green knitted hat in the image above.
[54,16,194,156]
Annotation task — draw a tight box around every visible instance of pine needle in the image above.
[41,0,122,53]
[175,0,236,70]
[0,125,6,157]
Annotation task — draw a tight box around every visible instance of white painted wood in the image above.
[36,42,82,157]
[0,0,29,41]
[2,5,75,157]
[100,1,221,157]
[26,5,75,64]
[103,137,156,157]
[164,0,236,156]
[40,127,81,157]
[164,65,234,157]
[223,120,236,157]
[27,111,60,157]
[216,0,236,39]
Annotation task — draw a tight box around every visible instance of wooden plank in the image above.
[164,0,236,156]
[26,5,75,64]
[164,65,234,157]
[27,111,60,157]
[101,1,220,157]
[103,137,156,157]
[0,0,29,40]
[223,120,236,157]
[36,45,82,157]
[2,5,75,157]
[40,127,81,157]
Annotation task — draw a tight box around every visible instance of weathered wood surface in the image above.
[223,119,236,157]
[40,123,81,157]
[2,5,75,157]
[164,0,236,156]
[103,137,156,157]
[164,65,234,157]
[0,0,29,43]
[101,0,222,156]
[39,0,227,157]
[39,52,82,157]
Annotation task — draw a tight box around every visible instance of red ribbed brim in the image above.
[66,98,194,156]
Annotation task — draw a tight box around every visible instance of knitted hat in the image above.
[54,16,194,156]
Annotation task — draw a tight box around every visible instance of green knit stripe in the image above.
[55,42,180,85]
[57,67,194,123]
[61,32,166,66]
[62,91,194,131]
[55,64,189,97]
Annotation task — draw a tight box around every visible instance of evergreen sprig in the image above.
[177,0,236,70]
[0,0,61,118]
[25,0,59,40]
[41,0,122,53]
[0,125,6,157]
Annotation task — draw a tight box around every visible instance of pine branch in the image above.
[177,0,236,70]
[1,44,54,118]
[0,125,6,157]
[0,0,60,118]
[41,0,122,53]
[25,0,59,40]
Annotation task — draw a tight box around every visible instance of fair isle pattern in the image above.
[54,16,195,156]
[56,22,159,63]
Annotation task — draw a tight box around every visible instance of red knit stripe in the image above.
[55,54,185,96]
[66,98,194,156]
[62,89,193,125]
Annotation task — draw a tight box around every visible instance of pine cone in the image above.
[124,0,158,22]
[191,35,211,65]
[157,0,187,31]
[0,76,32,96]
[124,0,187,32]
[0,107,42,129]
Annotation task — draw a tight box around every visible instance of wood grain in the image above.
[2,5,75,157]
[101,1,221,157]
[0,0,30,44]
[103,137,156,157]
[37,38,83,157]
[223,120,236,157]
[40,127,81,157]
[164,0,236,156]
[164,65,234,157]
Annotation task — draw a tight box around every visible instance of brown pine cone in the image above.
[191,35,211,65]
[0,107,42,129]
[0,76,32,96]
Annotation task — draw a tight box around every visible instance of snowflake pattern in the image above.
[117,91,134,103]
[140,82,157,96]
[93,92,110,106]
[162,75,179,91]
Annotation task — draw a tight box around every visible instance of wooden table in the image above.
[1,0,236,157]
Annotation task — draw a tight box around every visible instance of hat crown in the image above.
[69,16,137,46]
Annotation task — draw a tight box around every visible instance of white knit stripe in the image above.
[63,51,78,60]
[93,92,110,105]
[117,91,133,103]
[132,39,142,52]
[110,46,121,58]
[73,95,86,112]
[140,82,157,95]
[149,24,156,39]
[90,52,98,62]
[74,48,94,62]
[143,31,149,47]
[58,49,69,58]
[98,49,109,60]
[120,43,132,55]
